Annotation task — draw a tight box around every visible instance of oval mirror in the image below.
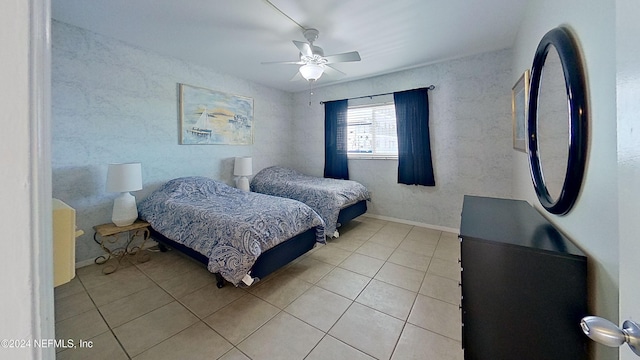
[528,27,588,215]
[537,45,569,202]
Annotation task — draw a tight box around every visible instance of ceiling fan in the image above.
[262,28,361,82]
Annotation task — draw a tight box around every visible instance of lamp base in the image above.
[112,192,138,227]
[236,176,250,192]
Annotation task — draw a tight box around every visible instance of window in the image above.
[347,103,398,158]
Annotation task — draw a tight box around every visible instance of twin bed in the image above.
[138,167,369,287]
[251,166,370,237]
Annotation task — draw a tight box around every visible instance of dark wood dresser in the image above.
[459,195,588,360]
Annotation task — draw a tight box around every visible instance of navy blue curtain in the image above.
[394,88,435,186]
[324,99,349,179]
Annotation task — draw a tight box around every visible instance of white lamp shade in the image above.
[233,157,252,176]
[299,64,324,81]
[106,163,142,193]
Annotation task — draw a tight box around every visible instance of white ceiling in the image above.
[52,0,529,93]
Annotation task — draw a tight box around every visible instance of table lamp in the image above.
[234,157,252,191]
[106,162,142,226]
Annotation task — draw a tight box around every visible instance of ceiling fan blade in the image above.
[323,65,346,78]
[324,51,361,63]
[293,40,313,57]
[289,71,304,82]
[261,60,304,65]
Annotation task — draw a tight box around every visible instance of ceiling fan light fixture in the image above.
[299,63,324,81]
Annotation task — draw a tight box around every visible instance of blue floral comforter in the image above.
[250,166,370,236]
[138,176,325,286]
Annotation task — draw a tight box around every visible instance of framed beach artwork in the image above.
[179,83,254,145]
[512,69,529,153]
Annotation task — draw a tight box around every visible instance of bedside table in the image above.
[93,220,151,274]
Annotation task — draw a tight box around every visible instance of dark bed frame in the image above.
[337,200,368,229]
[149,227,317,288]
[147,200,366,288]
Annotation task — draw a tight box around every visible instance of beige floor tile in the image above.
[434,239,461,262]
[204,294,280,345]
[377,222,412,237]
[284,285,352,332]
[135,252,203,283]
[391,323,464,360]
[408,294,461,341]
[427,257,461,281]
[56,330,128,360]
[328,235,367,252]
[84,266,156,307]
[439,231,460,242]
[279,256,334,284]
[55,290,95,322]
[341,220,381,235]
[179,283,246,319]
[388,248,432,272]
[338,253,385,277]
[358,216,388,229]
[98,285,173,328]
[375,262,426,292]
[368,232,405,248]
[238,312,324,360]
[355,241,395,260]
[305,335,375,360]
[76,262,137,290]
[248,273,313,308]
[55,219,465,360]
[356,279,417,320]
[113,301,199,357]
[54,277,85,301]
[133,321,233,360]
[397,238,437,257]
[405,227,441,244]
[157,266,217,299]
[316,267,371,300]
[308,245,352,266]
[420,274,461,305]
[219,348,251,360]
[55,309,109,349]
[329,302,404,360]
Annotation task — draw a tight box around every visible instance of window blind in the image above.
[347,103,398,157]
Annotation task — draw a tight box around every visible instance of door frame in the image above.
[31,0,55,358]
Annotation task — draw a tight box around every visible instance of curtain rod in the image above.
[319,85,435,105]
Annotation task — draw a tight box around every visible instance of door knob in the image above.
[580,316,640,356]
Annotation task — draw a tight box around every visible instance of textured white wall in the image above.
[52,21,295,264]
[511,2,617,359]
[291,49,515,229]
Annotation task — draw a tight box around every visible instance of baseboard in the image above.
[361,213,459,234]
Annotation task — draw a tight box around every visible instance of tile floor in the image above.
[54,216,464,360]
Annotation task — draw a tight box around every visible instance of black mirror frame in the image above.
[528,27,588,215]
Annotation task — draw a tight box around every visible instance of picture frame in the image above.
[179,83,254,145]
[511,69,530,153]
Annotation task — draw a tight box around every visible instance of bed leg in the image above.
[214,273,225,288]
